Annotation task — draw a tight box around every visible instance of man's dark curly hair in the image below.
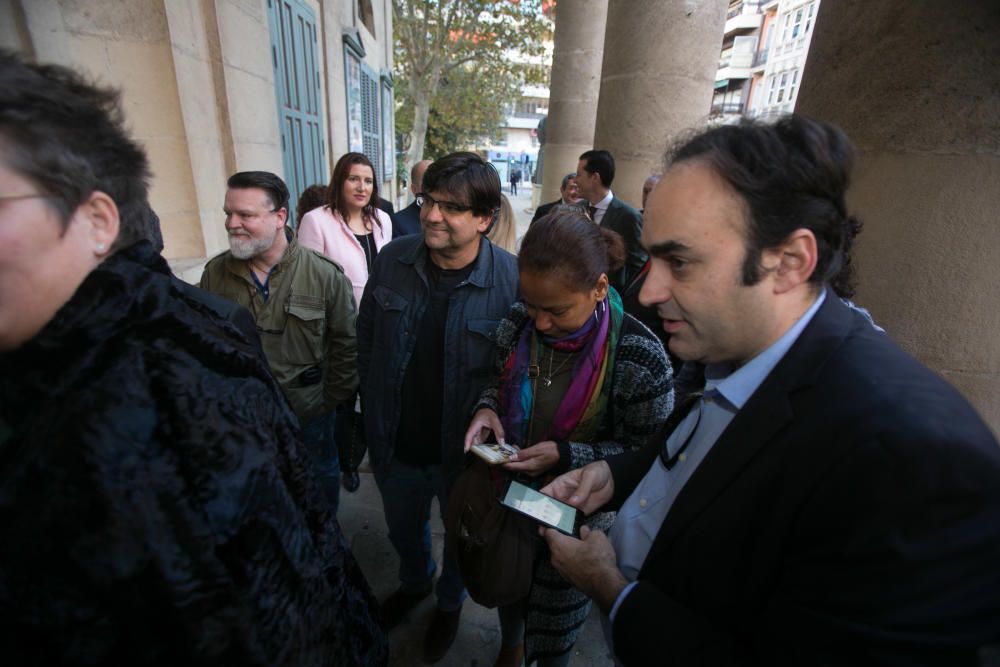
[669,115,862,298]
[0,49,151,251]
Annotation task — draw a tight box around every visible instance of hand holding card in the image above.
[464,407,506,453]
[470,442,519,465]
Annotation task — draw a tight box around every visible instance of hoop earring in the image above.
[593,300,605,324]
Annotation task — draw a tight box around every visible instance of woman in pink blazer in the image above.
[298,152,392,307]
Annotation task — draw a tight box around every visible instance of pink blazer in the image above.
[298,205,393,306]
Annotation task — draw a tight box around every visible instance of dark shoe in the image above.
[379,584,432,630]
[423,606,462,663]
[493,641,524,667]
[341,470,360,493]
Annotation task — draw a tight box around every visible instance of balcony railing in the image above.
[727,1,761,19]
[752,50,768,67]
[710,101,745,115]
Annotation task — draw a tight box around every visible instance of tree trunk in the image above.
[405,87,431,175]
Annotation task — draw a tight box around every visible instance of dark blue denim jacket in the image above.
[357,234,519,475]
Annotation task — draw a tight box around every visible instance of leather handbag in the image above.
[445,459,536,608]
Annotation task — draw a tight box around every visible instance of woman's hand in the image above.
[503,440,560,476]
[463,408,505,452]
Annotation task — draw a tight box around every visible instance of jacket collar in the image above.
[397,235,497,289]
[650,294,854,545]
[1,242,172,421]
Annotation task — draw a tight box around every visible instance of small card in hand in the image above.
[470,442,518,465]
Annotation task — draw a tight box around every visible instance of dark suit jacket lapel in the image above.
[645,296,855,554]
[601,197,622,230]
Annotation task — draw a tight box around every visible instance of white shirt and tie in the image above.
[588,190,614,226]
[607,290,828,621]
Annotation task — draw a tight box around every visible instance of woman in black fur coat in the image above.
[0,50,386,666]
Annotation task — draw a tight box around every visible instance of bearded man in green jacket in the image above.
[201,170,358,513]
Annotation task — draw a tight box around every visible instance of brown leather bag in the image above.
[445,459,536,608]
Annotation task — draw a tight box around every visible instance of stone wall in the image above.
[797,0,1000,434]
[1,0,395,270]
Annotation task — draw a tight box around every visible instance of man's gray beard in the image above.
[228,233,274,260]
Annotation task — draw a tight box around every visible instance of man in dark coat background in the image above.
[391,158,432,238]
[531,171,582,223]
[576,149,646,292]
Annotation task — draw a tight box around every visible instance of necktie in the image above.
[587,204,598,221]
[659,391,704,470]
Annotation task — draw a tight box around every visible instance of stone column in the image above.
[796,0,1000,435]
[593,0,728,209]
[539,0,610,206]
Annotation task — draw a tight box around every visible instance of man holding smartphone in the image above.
[501,480,578,537]
[540,117,1000,665]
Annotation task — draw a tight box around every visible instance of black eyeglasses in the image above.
[660,392,703,470]
[415,193,473,215]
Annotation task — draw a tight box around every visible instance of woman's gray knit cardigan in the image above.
[473,301,675,664]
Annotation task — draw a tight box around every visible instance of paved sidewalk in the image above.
[505,184,537,242]
[337,467,615,667]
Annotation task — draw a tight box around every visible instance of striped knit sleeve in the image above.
[564,321,675,471]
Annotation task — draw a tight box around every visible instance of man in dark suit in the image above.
[576,149,645,292]
[531,172,581,223]
[391,159,432,238]
[542,117,1000,665]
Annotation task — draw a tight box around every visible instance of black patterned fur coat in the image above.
[0,242,387,666]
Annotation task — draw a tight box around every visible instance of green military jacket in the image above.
[200,234,358,423]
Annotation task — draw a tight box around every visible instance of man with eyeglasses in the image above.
[357,152,519,662]
[200,170,358,514]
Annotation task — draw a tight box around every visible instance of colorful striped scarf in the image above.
[498,289,624,446]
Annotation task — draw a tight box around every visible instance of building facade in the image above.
[708,0,820,123]
[711,0,764,123]
[484,84,548,190]
[0,0,395,280]
[747,0,820,119]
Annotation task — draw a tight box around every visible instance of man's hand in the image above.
[540,460,614,515]
[463,408,505,452]
[503,440,559,476]
[542,526,628,614]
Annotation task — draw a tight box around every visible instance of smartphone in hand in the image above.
[501,479,579,536]
[471,442,518,465]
